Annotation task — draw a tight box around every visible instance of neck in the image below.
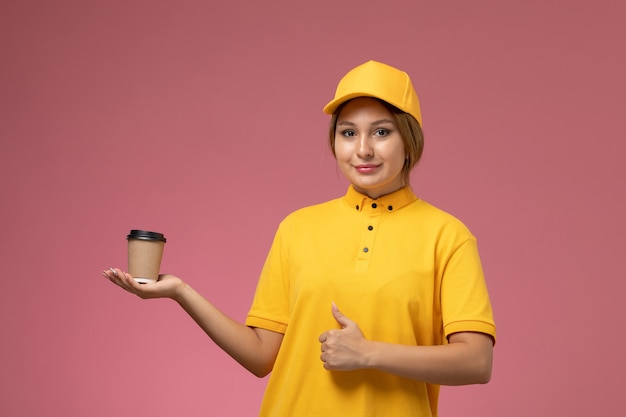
[354,183,408,200]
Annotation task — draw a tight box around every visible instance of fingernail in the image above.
[110,267,118,276]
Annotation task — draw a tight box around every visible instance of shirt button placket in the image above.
[356,200,382,271]
[361,202,380,255]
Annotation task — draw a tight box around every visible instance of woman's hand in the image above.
[102,268,185,301]
[318,303,372,371]
[318,303,493,384]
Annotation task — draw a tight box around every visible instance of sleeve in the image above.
[245,220,291,334]
[440,235,496,343]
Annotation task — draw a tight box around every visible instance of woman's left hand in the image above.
[318,303,371,371]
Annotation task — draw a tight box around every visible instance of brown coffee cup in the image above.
[126,230,167,283]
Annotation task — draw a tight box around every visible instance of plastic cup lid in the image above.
[126,230,167,242]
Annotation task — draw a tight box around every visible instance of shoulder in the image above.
[408,199,475,239]
[282,196,345,223]
[271,196,346,237]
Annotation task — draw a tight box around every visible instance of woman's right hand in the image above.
[102,268,185,301]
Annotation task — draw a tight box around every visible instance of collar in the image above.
[344,185,418,213]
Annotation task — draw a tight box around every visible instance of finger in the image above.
[105,267,123,279]
[103,269,117,281]
[122,271,141,288]
[318,333,327,343]
[321,355,331,370]
[103,268,120,281]
[331,302,351,328]
[110,269,135,290]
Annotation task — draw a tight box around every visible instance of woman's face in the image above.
[333,97,406,199]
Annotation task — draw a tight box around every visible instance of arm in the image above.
[103,269,283,377]
[363,332,492,385]
[173,280,283,377]
[319,304,493,385]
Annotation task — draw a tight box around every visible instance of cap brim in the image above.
[323,92,380,115]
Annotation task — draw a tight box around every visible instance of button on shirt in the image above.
[347,186,416,272]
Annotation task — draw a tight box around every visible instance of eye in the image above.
[340,129,357,137]
[374,128,390,137]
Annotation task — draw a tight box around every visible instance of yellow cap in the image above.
[323,60,422,126]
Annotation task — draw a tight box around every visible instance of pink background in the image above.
[1,1,624,415]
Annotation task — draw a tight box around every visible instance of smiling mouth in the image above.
[354,164,380,173]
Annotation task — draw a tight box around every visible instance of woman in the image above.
[104,60,496,416]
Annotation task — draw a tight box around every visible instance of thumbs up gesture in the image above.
[318,303,371,370]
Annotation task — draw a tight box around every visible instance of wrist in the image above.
[362,340,382,369]
[172,281,190,303]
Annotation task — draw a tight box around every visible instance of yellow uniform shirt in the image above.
[246,186,496,417]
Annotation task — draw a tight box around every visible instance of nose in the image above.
[356,135,374,158]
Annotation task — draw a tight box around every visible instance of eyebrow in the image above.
[336,119,395,127]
